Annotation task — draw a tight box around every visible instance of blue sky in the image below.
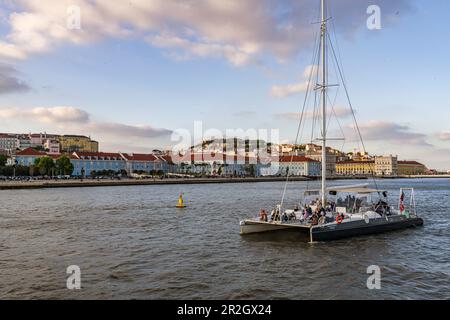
[0,0,449,169]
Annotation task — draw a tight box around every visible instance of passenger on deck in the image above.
[311,212,319,225]
[259,209,268,222]
[282,212,289,222]
[303,208,309,222]
[288,211,297,220]
[374,199,390,216]
[329,201,336,212]
[318,215,326,224]
[272,207,281,221]
[319,207,326,216]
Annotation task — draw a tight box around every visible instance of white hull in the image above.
[239,220,309,235]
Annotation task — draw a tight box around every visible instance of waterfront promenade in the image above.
[0,175,448,190]
[0,176,311,190]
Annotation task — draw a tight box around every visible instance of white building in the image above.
[17,135,31,150]
[273,156,321,177]
[375,155,398,176]
[44,139,61,154]
[0,134,18,153]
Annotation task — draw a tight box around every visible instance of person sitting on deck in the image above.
[303,209,309,222]
[318,215,326,225]
[319,207,326,216]
[288,211,297,220]
[374,199,391,216]
[272,206,281,221]
[259,209,268,222]
[311,212,319,226]
[282,212,289,222]
[329,201,336,212]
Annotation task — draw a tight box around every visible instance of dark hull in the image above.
[311,216,424,242]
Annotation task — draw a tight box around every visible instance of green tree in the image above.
[36,156,55,176]
[0,154,7,167]
[55,156,74,175]
[15,165,30,176]
[34,157,41,167]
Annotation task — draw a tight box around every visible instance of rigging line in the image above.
[327,92,346,140]
[306,62,321,194]
[311,27,322,144]
[328,13,351,156]
[306,62,322,193]
[305,0,323,196]
[330,8,347,85]
[327,10,347,172]
[279,25,321,209]
[324,91,338,137]
[327,35,366,153]
[327,31,382,199]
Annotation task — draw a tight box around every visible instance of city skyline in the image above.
[0,0,449,170]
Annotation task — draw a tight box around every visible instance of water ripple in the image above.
[0,178,449,299]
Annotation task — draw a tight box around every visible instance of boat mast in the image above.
[320,0,327,206]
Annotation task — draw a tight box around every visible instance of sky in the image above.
[0,0,449,170]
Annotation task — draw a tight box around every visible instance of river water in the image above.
[0,178,448,299]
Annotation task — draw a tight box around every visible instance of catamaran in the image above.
[239,0,424,242]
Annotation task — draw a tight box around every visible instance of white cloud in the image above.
[0,0,413,65]
[0,106,172,139]
[148,34,257,66]
[0,106,89,123]
[85,122,172,138]
[270,82,309,98]
[347,121,432,146]
[276,107,353,120]
[270,64,318,97]
[439,132,450,141]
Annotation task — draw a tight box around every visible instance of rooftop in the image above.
[337,160,375,165]
[398,160,425,166]
[121,153,159,161]
[16,147,46,156]
[278,156,319,163]
[73,152,123,160]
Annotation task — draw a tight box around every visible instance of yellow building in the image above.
[58,135,99,153]
[335,160,375,176]
[398,161,427,175]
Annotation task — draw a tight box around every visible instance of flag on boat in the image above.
[400,191,405,212]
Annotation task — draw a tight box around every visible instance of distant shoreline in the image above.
[0,175,449,190]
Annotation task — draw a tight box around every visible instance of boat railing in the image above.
[399,188,417,217]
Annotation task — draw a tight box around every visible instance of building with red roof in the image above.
[120,153,164,174]
[398,160,427,175]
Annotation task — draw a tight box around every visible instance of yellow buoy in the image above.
[176,194,187,208]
